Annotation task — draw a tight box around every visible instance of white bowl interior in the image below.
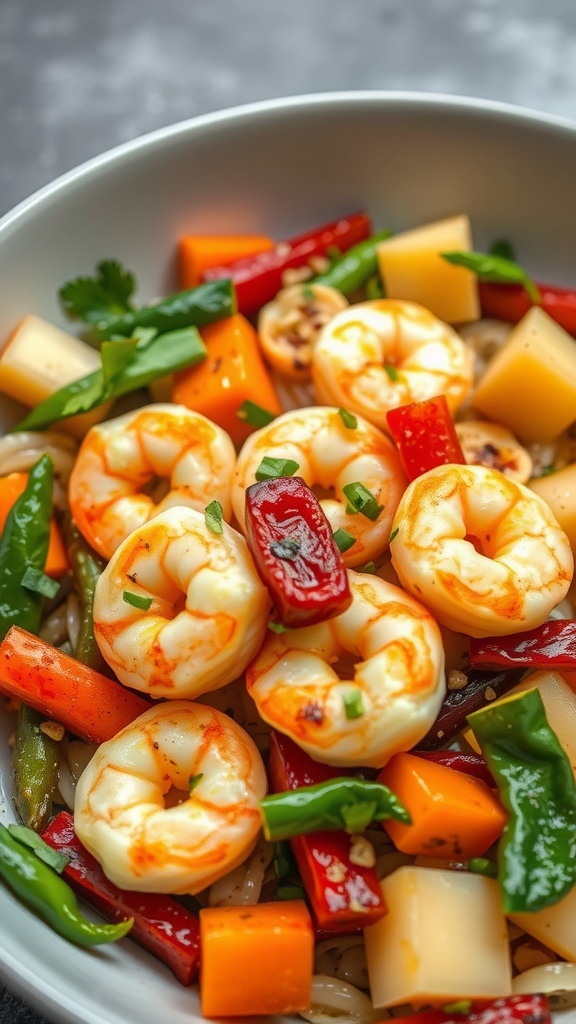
[0,92,575,1024]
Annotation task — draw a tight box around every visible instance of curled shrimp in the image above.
[246,570,446,768]
[69,403,236,560]
[93,506,270,698]
[258,283,348,378]
[74,701,267,894]
[312,299,473,433]
[232,407,406,569]
[390,463,574,637]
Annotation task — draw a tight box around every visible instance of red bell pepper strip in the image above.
[378,994,551,1024]
[479,279,576,336]
[267,730,386,931]
[245,476,352,627]
[202,211,372,316]
[41,811,200,985]
[417,667,525,749]
[386,396,465,482]
[470,619,576,671]
[412,749,494,788]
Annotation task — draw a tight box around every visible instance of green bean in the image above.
[63,516,106,671]
[12,706,60,833]
[313,230,391,295]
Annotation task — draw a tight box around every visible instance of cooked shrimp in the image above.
[312,299,473,433]
[93,505,270,698]
[74,701,267,894]
[258,283,348,378]
[232,407,406,569]
[69,403,236,560]
[390,463,573,638]
[246,570,446,768]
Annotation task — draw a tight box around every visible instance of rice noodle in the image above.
[0,430,77,509]
[57,738,98,810]
[315,936,370,991]
[208,835,274,907]
[299,975,383,1024]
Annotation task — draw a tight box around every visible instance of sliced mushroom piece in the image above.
[455,420,533,483]
[258,283,348,378]
[512,961,576,1010]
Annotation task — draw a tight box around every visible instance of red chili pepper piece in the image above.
[268,731,386,931]
[245,476,352,627]
[411,749,494,788]
[41,811,200,985]
[386,396,465,482]
[379,994,551,1024]
[479,280,576,336]
[202,211,372,316]
[469,619,576,671]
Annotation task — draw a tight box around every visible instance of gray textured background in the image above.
[1,0,576,1020]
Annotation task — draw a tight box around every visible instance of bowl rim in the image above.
[2,89,576,236]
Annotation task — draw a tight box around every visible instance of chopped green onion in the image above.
[357,561,377,574]
[443,1001,472,1015]
[338,407,357,430]
[276,883,306,901]
[342,482,383,521]
[189,773,204,791]
[8,824,69,874]
[204,500,223,534]
[236,400,276,428]
[343,688,365,720]
[441,250,541,303]
[20,567,60,600]
[332,528,356,554]
[255,456,300,481]
[268,620,291,634]
[122,591,153,610]
[389,527,399,543]
[301,284,316,302]
[489,239,515,261]
[467,857,498,879]
[269,538,301,561]
[384,364,399,381]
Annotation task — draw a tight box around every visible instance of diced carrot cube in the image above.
[377,751,507,859]
[199,900,314,1017]
[172,313,282,446]
[179,234,274,288]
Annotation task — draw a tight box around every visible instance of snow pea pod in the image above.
[312,230,391,296]
[96,278,236,339]
[0,823,132,946]
[468,687,576,913]
[260,776,410,841]
[0,454,53,643]
[12,705,59,833]
[63,516,106,672]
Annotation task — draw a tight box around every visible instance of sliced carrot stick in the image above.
[0,472,68,578]
[199,900,314,1017]
[179,234,274,289]
[377,751,507,859]
[0,625,149,743]
[172,313,282,446]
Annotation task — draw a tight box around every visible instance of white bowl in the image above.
[0,91,575,1024]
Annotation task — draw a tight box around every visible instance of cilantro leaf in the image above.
[59,259,136,326]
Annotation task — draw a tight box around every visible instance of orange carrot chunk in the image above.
[0,472,68,578]
[179,234,274,289]
[199,900,314,1018]
[0,625,149,743]
[172,313,282,446]
[377,751,507,859]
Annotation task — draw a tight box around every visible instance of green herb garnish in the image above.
[332,528,357,554]
[343,482,383,521]
[20,567,60,600]
[255,457,300,481]
[343,688,365,720]
[237,401,276,428]
[204,500,223,534]
[122,591,153,611]
[389,527,399,543]
[338,408,357,430]
[8,824,70,874]
[384,364,399,381]
[59,259,136,326]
